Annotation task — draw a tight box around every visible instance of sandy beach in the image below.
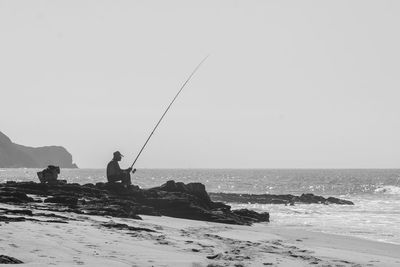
[2,0,400,266]
[1,202,399,267]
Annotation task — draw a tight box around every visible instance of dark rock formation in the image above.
[101,222,156,232]
[0,255,23,264]
[0,190,34,203]
[0,180,270,226]
[152,180,213,205]
[0,130,77,168]
[231,209,270,223]
[0,207,73,223]
[0,215,27,222]
[44,196,78,206]
[0,208,33,216]
[209,192,354,205]
[325,196,354,205]
[0,215,67,224]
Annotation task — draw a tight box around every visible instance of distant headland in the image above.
[0,131,77,168]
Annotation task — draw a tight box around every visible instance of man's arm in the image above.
[124,167,136,174]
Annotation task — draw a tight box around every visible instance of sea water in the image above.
[1,168,400,245]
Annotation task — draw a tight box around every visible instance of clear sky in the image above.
[1,0,399,168]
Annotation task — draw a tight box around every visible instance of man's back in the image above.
[106,159,122,180]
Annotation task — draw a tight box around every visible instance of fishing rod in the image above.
[130,55,209,169]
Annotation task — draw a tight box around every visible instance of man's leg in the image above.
[121,171,132,186]
[107,175,122,183]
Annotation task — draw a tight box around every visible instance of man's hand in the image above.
[132,168,137,174]
[127,167,133,172]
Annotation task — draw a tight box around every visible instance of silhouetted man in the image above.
[106,151,136,186]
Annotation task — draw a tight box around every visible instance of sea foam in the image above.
[374,185,400,195]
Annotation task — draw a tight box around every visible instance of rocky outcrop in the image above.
[0,131,77,168]
[0,180,269,226]
[209,192,354,205]
[0,255,23,264]
[151,180,212,206]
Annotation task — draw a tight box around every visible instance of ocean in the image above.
[1,168,400,245]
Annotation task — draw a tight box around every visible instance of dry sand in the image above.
[1,203,400,267]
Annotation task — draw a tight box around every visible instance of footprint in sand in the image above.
[271,241,282,246]
[155,235,171,245]
[45,233,58,238]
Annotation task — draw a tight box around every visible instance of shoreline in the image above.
[1,180,400,265]
[2,206,400,266]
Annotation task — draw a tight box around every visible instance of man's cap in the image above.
[113,151,124,157]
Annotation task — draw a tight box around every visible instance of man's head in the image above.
[113,151,123,161]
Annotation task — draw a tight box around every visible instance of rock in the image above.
[186,182,212,205]
[99,182,133,195]
[298,193,326,204]
[144,180,268,225]
[0,181,270,225]
[0,196,24,204]
[232,209,270,223]
[4,182,48,195]
[0,255,23,264]
[207,253,223,260]
[0,215,27,222]
[326,197,354,205]
[209,192,353,205]
[101,222,156,232]
[44,196,78,206]
[210,201,231,211]
[0,191,34,203]
[0,209,33,216]
[152,180,212,208]
[270,199,290,205]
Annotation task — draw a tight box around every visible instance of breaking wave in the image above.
[374,185,400,195]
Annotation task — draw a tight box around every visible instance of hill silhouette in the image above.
[0,131,77,168]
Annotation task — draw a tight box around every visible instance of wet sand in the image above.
[1,203,400,266]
